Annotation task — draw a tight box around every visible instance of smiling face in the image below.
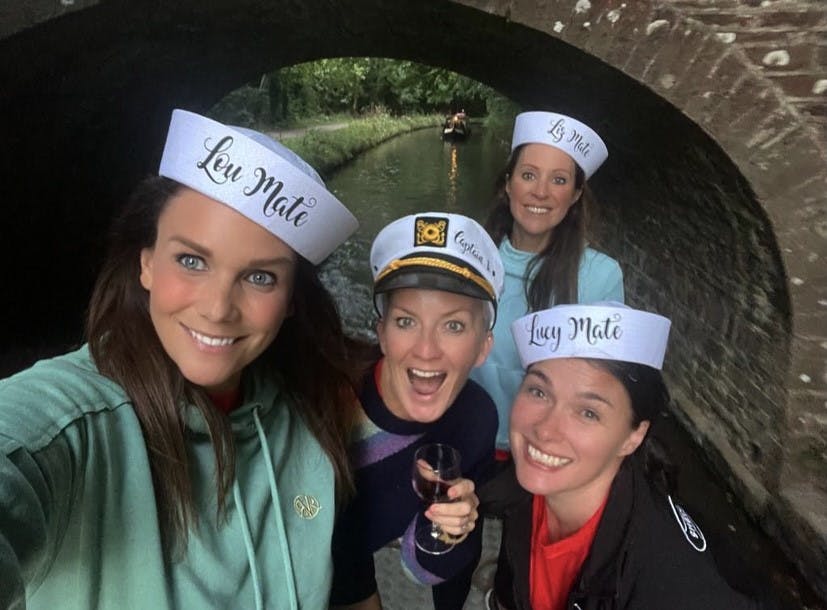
[376,288,493,423]
[139,188,297,394]
[510,358,649,510]
[506,143,582,252]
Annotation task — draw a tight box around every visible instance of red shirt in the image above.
[529,493,608,610]
[209,386,242,415]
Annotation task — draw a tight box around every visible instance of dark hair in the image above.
[86,176,357,551]
[485,144,596,309]
[588,358,677,495]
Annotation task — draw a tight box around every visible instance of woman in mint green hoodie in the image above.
[0,110,360,610]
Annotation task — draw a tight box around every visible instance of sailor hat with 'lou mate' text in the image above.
[511,303,672,370]
[370,213,504,327]
[159,109,358,264]
[511,111,609,179]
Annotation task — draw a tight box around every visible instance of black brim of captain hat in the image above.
[373,255,494,305]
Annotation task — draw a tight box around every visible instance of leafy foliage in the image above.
[210,58,512,126]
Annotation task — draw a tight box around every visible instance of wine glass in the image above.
[411,443,462,555]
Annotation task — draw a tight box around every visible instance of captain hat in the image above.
[159,109,358,264]
[370,212,504,328]
[511,111,608,178]
[511,303,671,370]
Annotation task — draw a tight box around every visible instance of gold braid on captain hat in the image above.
[375,256,496,301]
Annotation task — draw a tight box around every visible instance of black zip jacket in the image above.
[490,457,772,610]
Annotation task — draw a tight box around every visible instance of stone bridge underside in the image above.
[1,0,825,599]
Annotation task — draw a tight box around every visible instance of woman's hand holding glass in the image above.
[426,477,479,542]
[412,443,479,554]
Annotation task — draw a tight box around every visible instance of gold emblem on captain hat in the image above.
[415,217,448,247]
[293,495,321,519]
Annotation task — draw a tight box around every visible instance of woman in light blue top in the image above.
[470,111,624,457]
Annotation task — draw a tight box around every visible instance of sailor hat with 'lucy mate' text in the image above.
[159,109,358,264]
[370,212,504,328]
[511,303,671,370]
[511,111,608,179]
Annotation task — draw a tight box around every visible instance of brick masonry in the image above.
[1,0,825,601]
[454,0,827,597]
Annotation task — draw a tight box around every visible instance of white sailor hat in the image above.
[370,212,504,328]
[511,303,671,370]
[159,109,358,264]
[511,111,608,178]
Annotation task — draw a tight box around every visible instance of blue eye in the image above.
[246,270,276,287]
[176,254,206,271]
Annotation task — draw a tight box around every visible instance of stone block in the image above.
[695,54,774,129]
[772,75,827,101]
[786,337,827,393]
[742,42,818,72]
[641,27,716,97]
[667,31,735,104]
[770,482,827,601]
[748,130,827,205]
[752,10,827,30]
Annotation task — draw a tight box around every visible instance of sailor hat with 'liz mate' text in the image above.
[159,109,358,264]
[511,303,671,370]
[511,111,608,179]
[370,213,504,328]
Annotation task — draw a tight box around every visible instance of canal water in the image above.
[320,125,511,340]
[320,125,824,610]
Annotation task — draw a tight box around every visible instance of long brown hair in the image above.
[589,358,676,495]
[484,144,595,309]
[86,176,357,551]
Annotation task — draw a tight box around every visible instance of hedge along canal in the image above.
[279,113,442,178]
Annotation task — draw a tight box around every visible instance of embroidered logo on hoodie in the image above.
[668,495,707,552]
[293,495,321,519]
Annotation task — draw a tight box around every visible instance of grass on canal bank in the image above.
[280,113,441,178]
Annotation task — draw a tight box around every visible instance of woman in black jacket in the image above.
[487,303,772,610]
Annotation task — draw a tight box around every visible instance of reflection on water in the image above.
[320,125,510,338]
[447,145,458,208]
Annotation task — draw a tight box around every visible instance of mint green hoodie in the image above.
[0,346,335,610]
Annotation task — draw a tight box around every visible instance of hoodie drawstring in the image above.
[233,479,264,610]
[232,406,299,610]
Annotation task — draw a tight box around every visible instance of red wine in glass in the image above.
[411,443,462,555]
[413,478,452,505]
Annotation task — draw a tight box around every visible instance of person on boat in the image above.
[487,302,773,609]
[330,212,503,610]
[0,109,360,610]
[470,111,623,507]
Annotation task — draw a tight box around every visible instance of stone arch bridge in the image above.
[1,0,825,599]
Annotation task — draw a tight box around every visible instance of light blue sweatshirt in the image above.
[470,237,624,449]
[0,345,335,610]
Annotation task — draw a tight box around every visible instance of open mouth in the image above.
[407,367,446,394]
[187,326,238,347]
[527,443,572,468]
[525,205,550,215]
